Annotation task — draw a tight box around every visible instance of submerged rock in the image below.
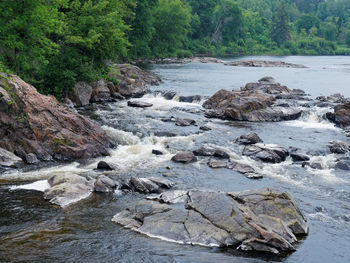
[243,144,289,163]
[208,160,227,168]
[178,95,201,103]
[0,74,115,162]
[175,118,196,126]
[335,157,350,170]
[127,101,153,108]
[112,188,308,255]
[171,152,197,164]
[236,132,263,145]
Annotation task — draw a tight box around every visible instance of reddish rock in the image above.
[0,74,115,161]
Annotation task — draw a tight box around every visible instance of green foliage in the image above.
[271,1,291,47]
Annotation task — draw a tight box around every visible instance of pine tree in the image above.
[271,1,291,47]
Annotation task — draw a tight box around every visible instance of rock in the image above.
[333,102,350,127]
[90,80,113,102]
[193,147,230,159]
[109,64,160,98]
[127,101,153,108]
[0,147,23,168]
[179,95,201,103]
[25,153,39,164]
[236,132,263,145]
[171,152,197,164]
[290,152,310,162]
[69,82,93,107]
[328,140,350,154]
[44,174,95,207]
[228,161,261,179]
[208,160,227,168]
[152,149,163,155]
[175,118,196,126]
[203,89,302,122]
[154,131,178,137]
[162,91,177,100]
[62,98,75,110]
[94,175,117,193]
[335,157,350,170]
[97,161,114,171]
[0,74,115,161]
[224,60,307,68]
[130,176,159,193]
[148,177,175,189]
[112,188,308,254]
[317,93,345,104]
[199,125,211,131]
[243,144,289,163]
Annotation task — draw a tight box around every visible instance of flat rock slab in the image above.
[0,147,23,168]
[112,188,308,255]
[127,101,153,108]
[224,60,307,68]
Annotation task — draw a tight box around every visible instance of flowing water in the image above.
[1,56,350,263]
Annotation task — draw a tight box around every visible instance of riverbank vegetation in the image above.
[0,0,350,98]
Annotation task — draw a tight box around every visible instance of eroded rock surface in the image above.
[112,188,308,255]
[0,74,115,162]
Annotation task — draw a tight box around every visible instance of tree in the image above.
[271,1,291,46]
[150,0,191,57]
[211,0,244,44]
[0,0,63,81]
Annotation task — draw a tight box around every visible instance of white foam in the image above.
[9,180,50,192]
[102,125,141,145]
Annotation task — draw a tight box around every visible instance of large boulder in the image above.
[243,144,289,163]
[333,102,350,127]
[0,74,115,161]
[110,64,161,98]
[90,80,114,103]
[242,77,291,94]
[112,188,308,255]
[203,89,302,122]
[69,81,93,107]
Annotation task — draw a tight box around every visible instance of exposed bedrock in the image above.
[112,188,308,255]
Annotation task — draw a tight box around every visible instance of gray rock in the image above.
[193,147,230,159]
[175,118,196,126]
[171,152,197,164]
[208,160,227,168]
[152,149,163,155]
[25,153,40,164]
[243,144,289,163]
[113,188,308,254]
[335,157,350,170]
[0,147,23,168]
[70,82,93,107]
[236,132,263,145]
[179,95,201,103]
[228,161,261,179]
[127,101,153,108]
[44,174,95,207]
[328,140,350,154]
[290,152,310,162]
[130,176,159,193]
[97,161,114,171]
[148,177,175,189]
[94,175,117,193]
[199,125,212,131]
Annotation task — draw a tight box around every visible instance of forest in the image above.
[0,0,350,98]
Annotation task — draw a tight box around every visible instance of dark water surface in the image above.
[1,56,350,263]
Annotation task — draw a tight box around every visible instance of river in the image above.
[1,56,350,263]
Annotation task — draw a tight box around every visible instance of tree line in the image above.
[0,0,349,98]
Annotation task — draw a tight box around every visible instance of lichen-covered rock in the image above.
[112,188,308,255]
[0,74,114,161]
